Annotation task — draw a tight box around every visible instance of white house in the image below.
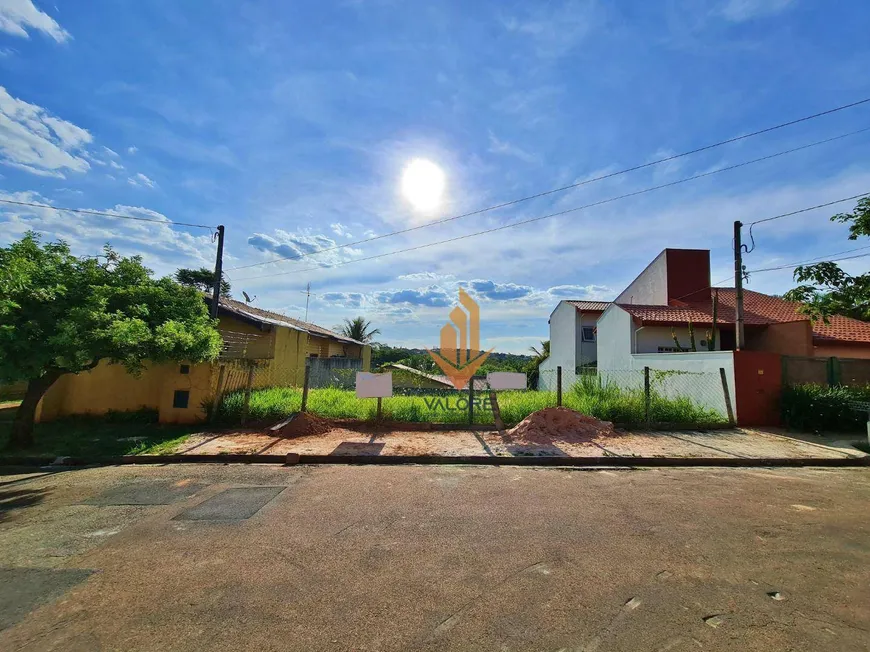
[538,300,609,390]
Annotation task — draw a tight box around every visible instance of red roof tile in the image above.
[566,300,611,312]
[617,288,870,344]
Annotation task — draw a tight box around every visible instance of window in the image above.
[179,364,190,374]
[172,390,190,409]
[581,326,595,342]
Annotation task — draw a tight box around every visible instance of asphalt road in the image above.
[1,463,868,651]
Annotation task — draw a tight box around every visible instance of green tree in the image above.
[783,198,870,322]
[0,233,222,448]
[339,317,381,343]
[525,340,550,388]
[175,267,231,298]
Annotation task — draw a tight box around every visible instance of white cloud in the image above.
[330,222,353,238]
[127,172,156,188]
[501,0,602,58]
[547,284,614,300]
[102,146,119,158]
[0,86,92,178]
[0,0,70,42]
[398,271,454,282]
[109,160,124,171]
[487,132,538,164]
[720,0,795,22]
[246,229,361,268]
[127,146,138,155]
[0,191,215,277]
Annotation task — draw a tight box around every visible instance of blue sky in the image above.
[1,0,870,353]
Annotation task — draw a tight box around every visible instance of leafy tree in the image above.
[0,233,223,448]
[783,198,870,322]
[339,317,381,343]
[175,267,231,298]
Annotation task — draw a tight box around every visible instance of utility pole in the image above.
[733,220,745,350]
[301,282,313,322]
[210,224,225,319]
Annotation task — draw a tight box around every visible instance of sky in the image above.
[1,0,870,354]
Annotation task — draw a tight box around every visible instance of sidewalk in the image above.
[176,426,867,461]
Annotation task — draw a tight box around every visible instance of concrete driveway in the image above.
[1,464,869,651]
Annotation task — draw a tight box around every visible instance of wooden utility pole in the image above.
[733,221,745,350]
[210,225,225,319]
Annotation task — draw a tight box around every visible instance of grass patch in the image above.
[0,404,198,458]
[781,384,870,433]
[216,380,725,428]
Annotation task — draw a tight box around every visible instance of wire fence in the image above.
[209,359,732,428]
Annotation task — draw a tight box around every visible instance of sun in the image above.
[401,158,445,212]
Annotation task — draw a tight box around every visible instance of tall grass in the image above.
[781,383,870,433]
[217,378,724,427]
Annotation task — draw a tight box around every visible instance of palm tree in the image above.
[340,317,381,343]
[529,340,550,364]
[526,340,550,388]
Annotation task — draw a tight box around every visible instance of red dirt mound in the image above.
[277,412,333,438]
[505,407,616,444]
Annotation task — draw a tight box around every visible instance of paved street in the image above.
[1,463,869,651]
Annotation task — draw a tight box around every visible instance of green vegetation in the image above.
[0,404,196,458]
[339,317,380,343]
[781,384,870,433]
[0,233,222,447]
[216,377,725,427]
[783,198,870,322]
[175,267,231,297]
[570,374,723,425]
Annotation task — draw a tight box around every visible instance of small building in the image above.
[36,296,371,424]
[538,300,610,390]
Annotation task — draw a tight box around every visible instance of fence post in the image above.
[241,363,255,426]
[556,365,562,407]
[468,377,475,425]
[489,390,505,431]
[301,362,311,413]
[643,366,651,426]
[209,363,227,423]
[376,396,383,421]
[719,367,736,427]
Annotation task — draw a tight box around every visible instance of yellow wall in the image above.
[35,315,373,423]
[217,315,275,359]
[37,360,213,424]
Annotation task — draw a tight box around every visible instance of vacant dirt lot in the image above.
[1,463,869,651]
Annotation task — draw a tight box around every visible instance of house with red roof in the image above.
[589,248,870,425]
[597,248,870,366]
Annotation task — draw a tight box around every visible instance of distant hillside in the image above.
[370,343,532,374]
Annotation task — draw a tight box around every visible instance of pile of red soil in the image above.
[505,407,616,444]
[277,412,333,438]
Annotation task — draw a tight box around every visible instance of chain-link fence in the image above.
[207,357,732,428]
[538,367,731,427]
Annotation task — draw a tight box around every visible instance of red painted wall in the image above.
[733,350,782,427]
[666,249,711,303]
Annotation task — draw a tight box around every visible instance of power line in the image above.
[234,128,870,282]
[230,96,870,272]
[747,251,870,274]
[0,199,214,230]
[746,192,870,226]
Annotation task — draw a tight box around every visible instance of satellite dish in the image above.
[242,291,256,304]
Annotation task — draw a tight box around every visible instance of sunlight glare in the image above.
[401,158,445,212]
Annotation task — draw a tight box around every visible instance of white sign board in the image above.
[487,372,527,390]
[355,372,393,398]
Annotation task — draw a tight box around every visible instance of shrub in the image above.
[781,384,870,433]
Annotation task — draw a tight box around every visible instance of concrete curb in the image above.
[0,453,867,468]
